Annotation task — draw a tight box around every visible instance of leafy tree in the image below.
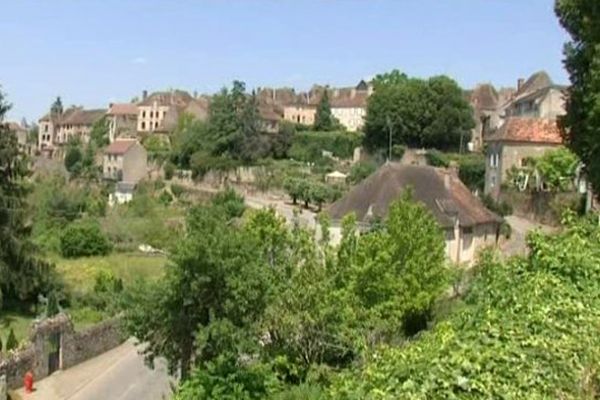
[45,291,60,317]
[5,328,18,351]
[283,178,302,205]
[330,215,600,398]
[164,162,175,180]
[271,121,296,159]
[555,0,600,195]
[364,71,473,152]
[90,116,109,147]
[313,91,336,131]
[309,182,331,211]
[123,205,273,380]
[0,88,58,307]
[64,141,83,175]
[59,220,112,258]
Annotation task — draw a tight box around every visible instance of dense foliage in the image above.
[364,71,474,152]
[288,131,362,162]
[60,220,113,258]
[313,91,342,132]
[425,151,486,192]
[555,0,600,195]
[124,191,449,398]
[330,213,600,399]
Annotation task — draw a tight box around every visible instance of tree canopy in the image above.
[555,0,600,195]
[364,71,474,152]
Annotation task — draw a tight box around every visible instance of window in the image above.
[44,125,48,133]
[150,111,154,118]
[141,122,146,130]
[163,111,167,118]
[142,111,146,118]
[490,175,496,188]
[155,122,159,128]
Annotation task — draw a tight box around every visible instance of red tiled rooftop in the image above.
[486,117,563,145]
[104,139,137,155]
[107,103,138,116]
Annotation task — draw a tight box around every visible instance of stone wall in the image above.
[500,190,583,225]
[0,314,124,390]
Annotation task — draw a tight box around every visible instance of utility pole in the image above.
[386,116,393,163]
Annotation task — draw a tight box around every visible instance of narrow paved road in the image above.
[16,340,172,400]
[501,215,555,257]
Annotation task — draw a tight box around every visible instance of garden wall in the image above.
[0,314,124,390]
[500,190,583,225]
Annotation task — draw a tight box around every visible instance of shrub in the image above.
[158,190,173,206]
[289,131,363,162]
[211,188,245,219]
[425,149,449,167]
[60,220,113,258]
[171,184,186,198]
[349,161,376,184]
[164,162,176,180]
[391,144,406,161]
[458,157,486,192]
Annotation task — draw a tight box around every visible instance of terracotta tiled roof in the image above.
[107,103,138,116]
[63,109,106,125]
[330,92,369,108]
[104,139,137,155]
[327,163,501,228]
[485,117,563,144]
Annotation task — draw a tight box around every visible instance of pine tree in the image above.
[0,88,57,307]
[5,328,18,351]
[313,90,335,131]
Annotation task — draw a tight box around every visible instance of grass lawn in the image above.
[51,252,167,294]
[0,310,36,344]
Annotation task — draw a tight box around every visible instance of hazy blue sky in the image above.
[1,0,569,121]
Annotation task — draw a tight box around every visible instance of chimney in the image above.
[517,78,525,91]
[142,90,148,101]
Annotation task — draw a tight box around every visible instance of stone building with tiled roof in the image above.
[103,138,147,183]
[280,80,372,131]
[484,118,564,198]
[107,103,138,143]
[328,163,502,264]
[38,106,106,158]
[136,90,208,134]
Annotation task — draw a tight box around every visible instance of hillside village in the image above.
[1,1,600,399]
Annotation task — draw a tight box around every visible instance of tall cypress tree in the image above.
[313,90,335,131]
[0,88,57,308]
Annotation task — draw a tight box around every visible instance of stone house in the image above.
[484,118,563,198]
[137,90,208,134]
[330,90,369,132]
[38,107,106,157]
[328,163,502,264]
[5,122,32,154]
[103,138,147,183]
[504,71,566,120]
[280,80,372,131]
[107,103,138,143]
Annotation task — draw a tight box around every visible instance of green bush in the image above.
[289,131,363,162]
[164,162,176,180]
[425,149,449,167]
[349,161,376,184]
[158,190,173,206]
[391,144,406,161]
[60,220,113,258]
[458,158,485,192]
[211,188,245,219]
[171,184,186,198]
